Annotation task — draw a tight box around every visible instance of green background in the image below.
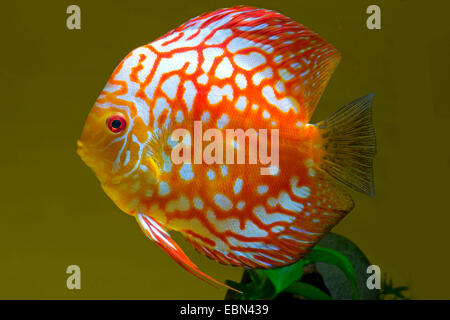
[1,0,449,299]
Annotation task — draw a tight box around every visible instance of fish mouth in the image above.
[76,139,104,172]
[76,140,91,166]
[76,140,84,158]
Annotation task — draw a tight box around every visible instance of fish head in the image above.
[77,82,158,178]
[77,82,161,212]
[77,96,132,183]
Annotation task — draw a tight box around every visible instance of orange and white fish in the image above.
[77,6,376,290]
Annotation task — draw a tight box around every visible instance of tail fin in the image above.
[316,93,376,196]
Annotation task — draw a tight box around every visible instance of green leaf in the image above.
[246,270,275,299]
[284,282,332,300]
[306,246,359,299]
[257,259,307,296]
[316,233,378,300]
[380,274,410,300]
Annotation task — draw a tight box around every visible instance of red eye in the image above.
[106,114,127,133]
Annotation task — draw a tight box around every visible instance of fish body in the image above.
[77,6,376,289]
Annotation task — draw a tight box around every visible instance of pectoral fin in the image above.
[135,213,239,292]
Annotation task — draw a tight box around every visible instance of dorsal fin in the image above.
[162,6,341,123]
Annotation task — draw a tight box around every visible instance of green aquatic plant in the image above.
[380,274,410,300]
[226,246,358,300]
[225,233,410,300]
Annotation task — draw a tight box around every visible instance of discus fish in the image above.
[77,6,376,290]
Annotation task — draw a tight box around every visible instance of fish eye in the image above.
[106,114,127,133]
